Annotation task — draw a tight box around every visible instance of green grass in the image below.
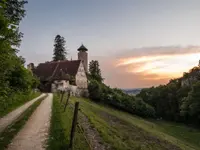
[0,94,46,150]
[0,91,41,118]
[47,94,90,150]
[153,121,200,150]
[71,97,200,150]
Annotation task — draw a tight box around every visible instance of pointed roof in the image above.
[33,60,81,81]
[77,44,88,52]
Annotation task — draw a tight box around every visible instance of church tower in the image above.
[78,44,88,72]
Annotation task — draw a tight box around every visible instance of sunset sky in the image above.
[19,0,200,88]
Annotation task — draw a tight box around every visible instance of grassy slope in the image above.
[48,94,89,150]
[0,92,41,118]
[0,95,45,150]
[154,121,200,150]
[71,97,200,150]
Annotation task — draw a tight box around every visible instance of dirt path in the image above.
[78,111,109,150]
[0,93,46,133]
[7,93,53,150]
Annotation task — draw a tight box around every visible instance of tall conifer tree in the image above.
[53,35,67,61]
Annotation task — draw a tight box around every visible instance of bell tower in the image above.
[78,44,88,72]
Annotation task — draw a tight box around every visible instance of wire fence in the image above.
[51,92,91,150]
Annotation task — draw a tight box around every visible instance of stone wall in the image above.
[76,62,88,89]
[51,80,70,92]
[78,51,88,72]
[51,81,88,97]
[70,85,77,96]
[50,62,88,97]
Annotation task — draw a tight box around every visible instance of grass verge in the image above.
[47,94,90,150]
[0,94,46,150]
[71,97,200,150]
[0,91,41,118]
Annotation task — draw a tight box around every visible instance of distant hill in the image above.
[122,88,142,95]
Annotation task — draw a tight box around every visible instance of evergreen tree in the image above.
[53,35,67,61]
[89,60,103,82]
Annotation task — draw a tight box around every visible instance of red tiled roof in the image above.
[33,60,81,81]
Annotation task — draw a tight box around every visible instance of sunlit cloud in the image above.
[97,46,200,88]
[116,52,200,80]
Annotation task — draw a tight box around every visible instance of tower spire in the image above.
[77,44,88,72]
[77,44,88,52]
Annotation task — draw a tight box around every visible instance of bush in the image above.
[0,90,40,117]
[88,80,155,118]
[88,79,102,101]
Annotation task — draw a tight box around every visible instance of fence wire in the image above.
[52,94,91,150]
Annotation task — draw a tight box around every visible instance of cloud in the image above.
[97,46,200,88]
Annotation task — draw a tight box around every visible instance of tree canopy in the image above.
[87,60,155,118]
[53,35,67,61]
[137,66,200,125]
[88,60,103,82]
[0,0,39,113]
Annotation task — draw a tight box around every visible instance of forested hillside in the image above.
[88,60,156,118]
[88,59,200,127]
[137,66,200,125]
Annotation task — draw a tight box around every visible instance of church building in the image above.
[28,44,88,96]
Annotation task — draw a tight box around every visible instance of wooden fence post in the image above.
[64,91,70,112]
[60,91,64,103]
[69,102,79,149]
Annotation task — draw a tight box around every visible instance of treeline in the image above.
[0,0,39,115]
[87,60,155,118]
[137,66,200,125]
[87,60,200,125]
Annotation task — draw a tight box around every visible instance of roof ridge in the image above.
[34,59,82,81]
[47,62,60,81]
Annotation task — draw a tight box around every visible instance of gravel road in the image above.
[0,93,46,133]
[7,93,53,150]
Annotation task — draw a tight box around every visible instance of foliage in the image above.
[0,96,44,150]
[0,91,41,117]
[180,81,200,124]
[88,79,102,101]
[88,60,103,82]
[0,0,27,49]
[53,35,67,61]
[87,59,155,118]
[73,97,200,150]
[137,66,200,125]
[88,79,155,118]
[48,94,89,150]
[0,0,39,116]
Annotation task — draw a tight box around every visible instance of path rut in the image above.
[0,93,46,133]
[79,111,109,150]
[7,93,52,150]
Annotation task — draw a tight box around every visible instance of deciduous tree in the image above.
[0,0,39,112]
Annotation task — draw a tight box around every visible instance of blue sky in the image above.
[19,0,200,88]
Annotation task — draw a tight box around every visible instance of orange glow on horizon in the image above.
[116,52,200,80]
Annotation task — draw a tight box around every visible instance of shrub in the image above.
[88,80,155,118]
